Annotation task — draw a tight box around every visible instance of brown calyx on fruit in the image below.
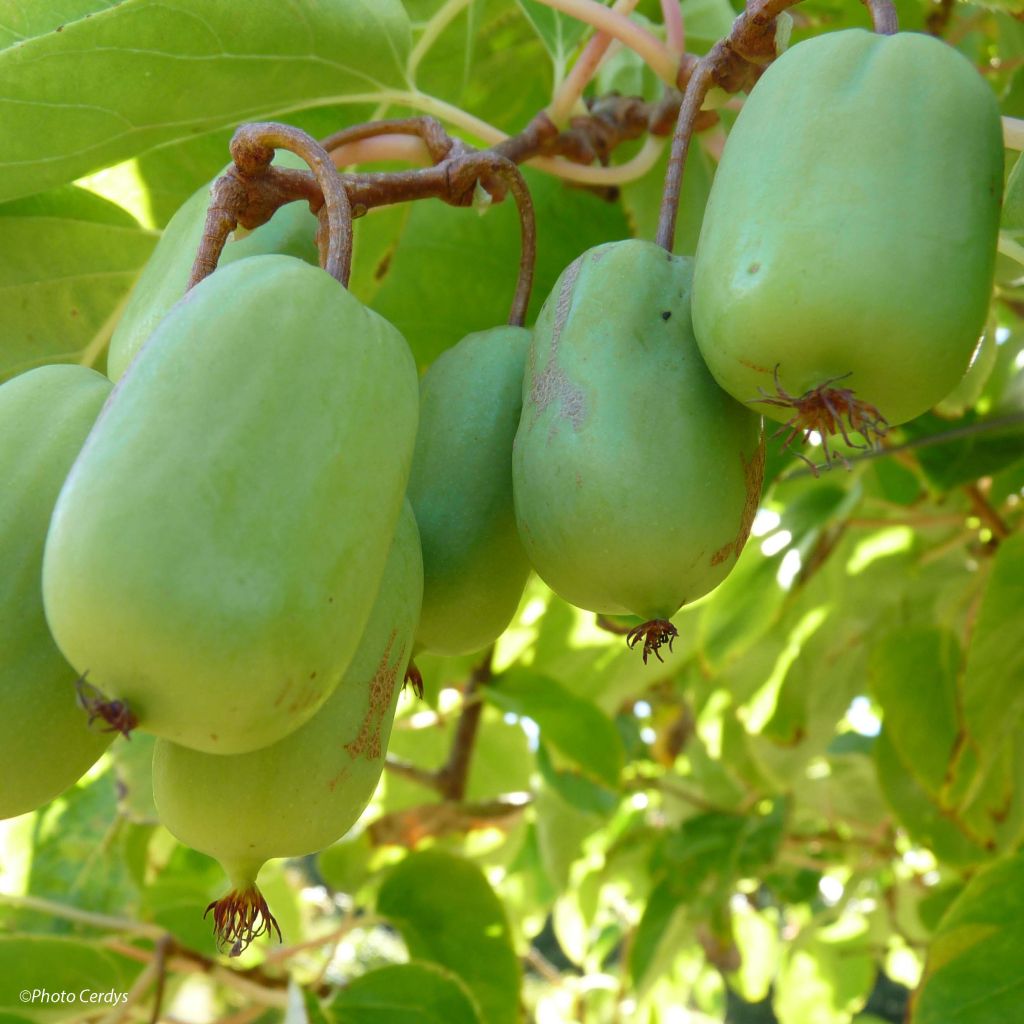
[205,886,282,958]
[626,620,678,664]
[75,673,138,739]
[403,661,424,700]
[755,366,888,473]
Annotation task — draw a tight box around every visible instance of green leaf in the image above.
[869,627,960,798]
[774,923,874,1024]
[377,851,521,1024]
[873,727,986,867]
[484,668,623,786]
[0,185,155,381]
[515,0,590,77]
[330,962,483,1024]
[25,769,139,924]
[959,534,1024,776]
[913,851,1024,1024]
[0,0,411,203]
[361,166,629,369]
[1005,152,1024,234]
[0,936,126,1021]
[629,879,686,991]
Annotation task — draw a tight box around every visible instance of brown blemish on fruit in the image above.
[661,311,671,321]
[345,632,403,762]
[530,257,586,431]
[710,435,766,567]
[739,357,772,374]
[747,262,760,274]
[273,679,294,708]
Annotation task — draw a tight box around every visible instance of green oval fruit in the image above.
[106,152,320,382]
[44,254,419,755]
[0,365,112,820]
[153,503,422,953]
[692,29,1003,430]
[408,326,533,656]
[513,239,764,630]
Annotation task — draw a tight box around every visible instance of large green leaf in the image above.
[913,851,1024,1024]
[959,534,1024,776]
[515,0,590,78]
[0,0,411,203]
[0,185,155,380]
[484,668,623,786]
[330,962,483,1024]
[869,628,961,798]
[377,850,521,1024]
[361,166,629,368]
[0,936,127,1021]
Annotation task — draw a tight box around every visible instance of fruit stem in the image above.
[230,123,354,287]
[863,0,899,34]
[656,0,800,252]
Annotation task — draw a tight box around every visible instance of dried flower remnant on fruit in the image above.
[75,674,138,738]
[627,619,679,663]
[204,886,282,957]
[403,661,424,699]
[755,366,888,472]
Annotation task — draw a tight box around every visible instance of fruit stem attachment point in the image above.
[863,0,899,34]
[187,124,354,291]
[230,123,354,287]
[656,0,802,252]
[626,620,679,664]
[75,673,138,739]
[755,365,889,474]
[204,886,282,958]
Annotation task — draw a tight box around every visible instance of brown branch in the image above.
[437,647,495,800]
[367,796,528,847]
[964,482,1012,541]
[383,647,495,803]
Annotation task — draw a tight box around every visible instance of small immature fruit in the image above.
[43,254,419,754]
[513,239,764,659]
[153,503,423,955]
[106,153,320,382]
[0,365,113,820]
[408,326,533,656]
[692,29,1003,453]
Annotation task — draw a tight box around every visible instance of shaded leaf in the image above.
[913,851,1024,1024]
[377,850,521,1024]
[0,186,155,381]
[330,961,483,1024]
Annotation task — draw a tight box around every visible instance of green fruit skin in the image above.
[106,152,320,382]
[152,502,422,888]
[43,254,419,755]
[0,365,112,820]
[692,29,1003,427]
[408,326,533,656]
[512,239,764,620]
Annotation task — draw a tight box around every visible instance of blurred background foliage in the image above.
[1,0,1023,1021]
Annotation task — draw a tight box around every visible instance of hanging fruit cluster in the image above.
[0,5,1002,961]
